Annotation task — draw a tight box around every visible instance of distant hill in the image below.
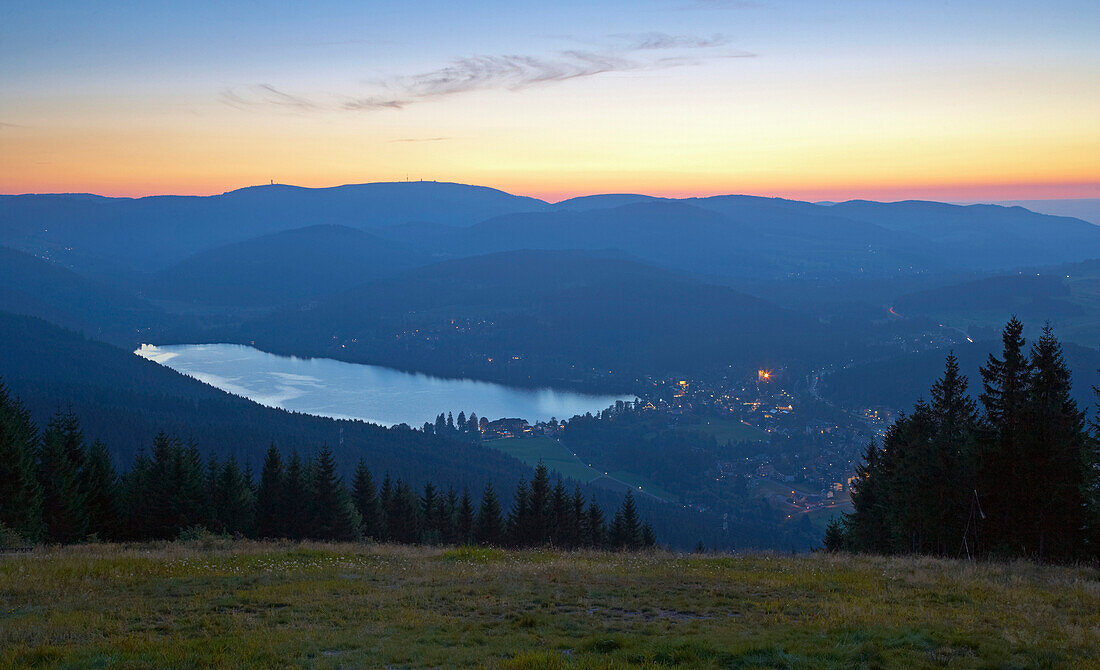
[985,198,1100,226]
[5,182,1099,281]
[148,224,430,306]
[403,196,1100,279]
[0,246,173,346]
[0,182,549,274]
[823,200,1100,270]
[242,250,838,390]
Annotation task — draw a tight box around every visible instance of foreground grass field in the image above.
[2,542,1097,669]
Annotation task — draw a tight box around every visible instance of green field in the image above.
[2,541,1097,668]
[686,417,769,443]
[485,436,600,483]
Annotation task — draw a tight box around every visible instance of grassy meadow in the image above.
[1,541,1097,669]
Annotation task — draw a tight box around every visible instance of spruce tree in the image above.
[474,483,503,546]
[38,410,88,543]
[389,480,420,543]
[379,475,394,542]
[82,440,118,540]
[420,482,441,544]
[282,452,308,540]
[611,492,641,549]
[507,480,531,546]
[308,446,360,541]
[351,461,380,540]
[583,500,606,548]
[211,457,255,536]
[255,445,285,538]
[568,487,586,549]
[978,317,1029,553]
[549,479,569,546]
[823,518,845,552]
[457,488,475,545]
[1024,325,1089,560]
[0,381,43,540]
[528,462,551,544]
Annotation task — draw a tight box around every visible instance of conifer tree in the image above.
[420,482,441,544]
[474,483,503,545]
[82,440,118,540]
[351,461,380,539]
[457,488,475,545]
[568,487,585,548]
[528,462,551,543]
[507,479,531,545]
[389,480,420,543]
[255,445,285,538]
[442,488,459,544]
[308,446,360,541]
[117,450,152,540]
[978,317,1029,552]
[582,500,606,548]
[210,457,255,536]
[282,452,309,540]
[38,410,87,543]
[823,518,845,552]
[844,440,888,553]
[550,479,569,546]
[1024,325,1089,560]
[0,381,43,540]
[611,492,641,549]
[378,474,394,542]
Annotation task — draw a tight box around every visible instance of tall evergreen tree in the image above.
[1024,325,1089,560]
[611,492,641,549]
[308,446,360,541]
[978,317,1029,553]
[582,500,606,548]
[549,479,569,546]
[38,410,87,543]
[507,479,531,546]
[388,480,420,543]
[378,474,394,542]
[420,482,441,544]
[82,440,118,540]
[210,457,255,536]
[255,445,285,538]
[474,483,503,546]
[0,381,43,539]
[283,452,309,540]
[456,488,475,545]
[568,487,586,549]
[351,461,380,540]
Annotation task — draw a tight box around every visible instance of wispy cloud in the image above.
[221,84,318,113]
[223,32,753,114]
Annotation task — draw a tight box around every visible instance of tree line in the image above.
[826,319,1099,561]
[0,383,655,549]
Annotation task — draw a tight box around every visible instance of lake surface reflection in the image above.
[136,343,632,427]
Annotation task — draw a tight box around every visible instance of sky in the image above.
[1,0,1097,202]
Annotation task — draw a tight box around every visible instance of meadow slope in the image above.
[1,542,1097,669]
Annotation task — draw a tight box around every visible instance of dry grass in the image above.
[1,541,1097,668]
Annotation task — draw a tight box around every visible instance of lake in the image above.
[135,343,632,427]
